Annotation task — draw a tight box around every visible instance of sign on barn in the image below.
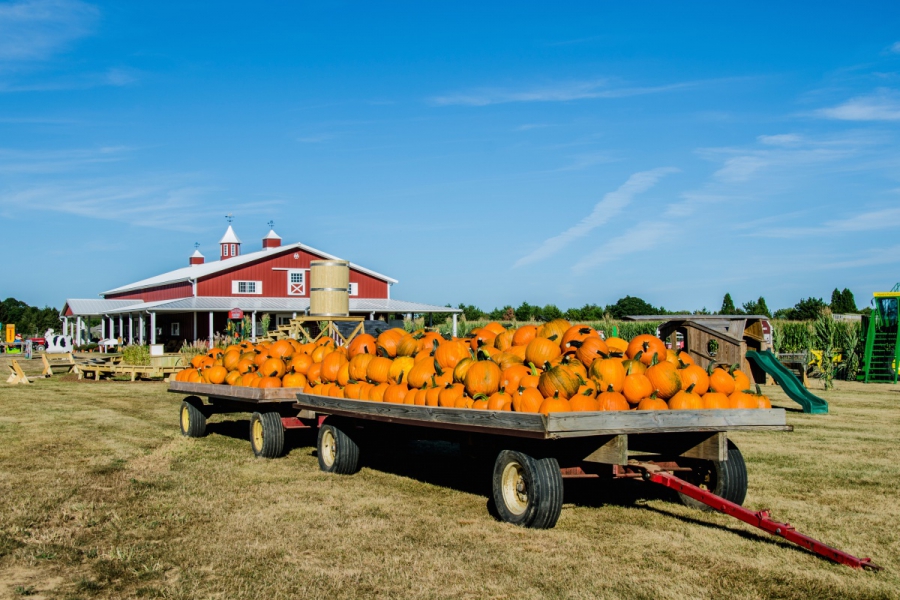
[229,308,244,320]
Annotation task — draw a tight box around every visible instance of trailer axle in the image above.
[634,462,881,571]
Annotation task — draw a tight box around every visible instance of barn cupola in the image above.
[262,223,282,250]
[219,225,241,260]
[189,249,205,265]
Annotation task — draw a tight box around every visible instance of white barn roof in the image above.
[100,296,460,315]
[102,242,398,296]
[218,225,241,244]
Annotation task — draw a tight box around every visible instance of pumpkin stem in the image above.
[650,392,658,399]
[729,363,739,375]
[685,383,696,393]
[543,361,552,371]
[473,393,488,401]
[642,341,650,352]
[606,384,615,392]
[650,352,659,366]
[376,345,388,357]
[527,362,539,376]
[755,383,762,395]
[363,346,369,354]
[553,390,560,398]
[633,350,643,362]
[706,362,716,376]
[546,334,558,341]
[433,360,444,375]
[568,339,584,348]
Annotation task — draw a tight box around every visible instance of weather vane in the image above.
[194,242,200,250]
[267,220,274,230]
[225,213,234,224]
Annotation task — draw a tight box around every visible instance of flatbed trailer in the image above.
[166,382,879,569]
[168,381,318,458]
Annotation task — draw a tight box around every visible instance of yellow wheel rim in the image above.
[252,418,264,452]
[321,428,336,467]
[501,461,528,515]
[181,405,190,433]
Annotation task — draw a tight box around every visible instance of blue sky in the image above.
[2,1,900,313]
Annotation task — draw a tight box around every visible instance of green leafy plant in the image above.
[121,345,150,366]
[812,309,836,390]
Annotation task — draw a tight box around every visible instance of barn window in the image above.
[348,282,358,296]
[171,322,180,336]
[232,280,262,294]
[287,270,305,295]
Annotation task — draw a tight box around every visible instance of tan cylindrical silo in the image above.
[309,260,350,316]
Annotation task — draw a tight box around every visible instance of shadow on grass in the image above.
[205,418,318,454]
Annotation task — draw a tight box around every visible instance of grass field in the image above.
[1,356,898,599]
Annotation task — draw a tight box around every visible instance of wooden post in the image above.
[101,317,106,341]
[128,315,133,345]
[208,312,213,347]
[252,311,257,342]
[150,311,156,345]
[118,316,123,343]
[76,316,82,346]
[193,312,198,342]
[452,313,458,337]
[63,317,69,338]
[139,315,144,345]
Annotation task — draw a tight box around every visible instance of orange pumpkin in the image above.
[206,365,228,385]
[348,353,375,381]
[569,391,599,412]
[512,386,544,413]
[701,392,730,409]
[376,328,406,357]
[464,360,502,397]
[453,356,476,384]
[383,383,409,404]
[561,325,599,354]
[438,383,466,408]
[537,318,571,342]
[483,321,507,336]
[348,334,377,358]
[589,358,626,393]
[574,336,610,366]
[259,358,286,379]
[597,385,629,411]
[223,351,241,372]
[637,394,669,410]
[728,389,760,409]
[306,362,322,385]
[679,364,710,396]
[388,356,415,384]
[537,365,580,399]
[283,372,307,389]
[732,367,751,391]
[627,335,667,366]
[434,340,471,371]
[268,340,294,359]
[709,367,736,395]
[368,382,389,402]
[645,359,682,400]
[525,337,561,365]
[519,363,541,388]
[320,351,349,383]
[257,376,282,389]
[395,334,420,357]
[493,329,515,351]
[407,359,437,389]
[512,325,538,347]
[605,336,629,355]
[288,353,313,375]
[668,383,702,410]
[500,364,531,394]
[539,393,571,415]
[365,356,394,384]
[425,385,443,407]
[486,391,513,411]
[623,373,653,405]
[224,370,242,386]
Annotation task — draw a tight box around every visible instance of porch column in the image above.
[63,317,69,337]
[76,316,82,345]
[118,316,123,342]
[452,313,458,338]
[208,312,214,347]
[251,311,257,342]
[139,315,144,345]
[150,312,156,345]
[128,315,133,345]
[193,312,198,342]
[101,317,106,341]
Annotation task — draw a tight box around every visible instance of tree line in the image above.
[436,287,862,323]
[0,298,61,337]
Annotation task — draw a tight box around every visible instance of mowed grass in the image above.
[0,357,898,599]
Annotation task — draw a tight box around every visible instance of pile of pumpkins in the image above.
[174,319,772,414]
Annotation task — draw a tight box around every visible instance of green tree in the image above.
[538,304,563,322]
[457,303,483,321]
[720,293,737,315]
[742,296,771,317]
[783,297,828,320]
[840,288,857,313]
[830,288,844,313]
[514,302,536,322]
[606,296,658,319]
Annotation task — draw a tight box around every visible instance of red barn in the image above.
[61,226,459,348]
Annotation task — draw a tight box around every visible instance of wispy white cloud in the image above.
[815,88,900,121]
[514,167,678,268]
[572,220,670,273]
[890,42,900,54]
[757,133,802,146]
[753,207,900,238]
[0,176,284,231]
[429,79,695,107]
[0,145,130,173]
[0,0,98,62]
[296,133,334,143]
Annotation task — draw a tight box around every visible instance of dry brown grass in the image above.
[0,355,898,599]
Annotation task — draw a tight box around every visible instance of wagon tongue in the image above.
[630,461,882,571]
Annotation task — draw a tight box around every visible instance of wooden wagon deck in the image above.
[293,394,791,440]
[168,381,307,403]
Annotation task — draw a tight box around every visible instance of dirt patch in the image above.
[0,564,67,599]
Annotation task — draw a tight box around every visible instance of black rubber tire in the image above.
[491,450,563,529]
[678,440,748,510]
[34,344,45,353]
[180,397,207,438]
[250,412,285,458]
[317,421,360,474]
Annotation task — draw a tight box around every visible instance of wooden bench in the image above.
[6,360,40,384]
[41,352,76,377]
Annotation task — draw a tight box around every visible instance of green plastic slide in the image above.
[745,350,828,414]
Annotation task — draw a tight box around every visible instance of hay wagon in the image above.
[168,381,318,458]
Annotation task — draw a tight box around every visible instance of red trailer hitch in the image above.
[632,462,882,571]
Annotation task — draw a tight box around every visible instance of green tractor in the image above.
[860,284,900,383]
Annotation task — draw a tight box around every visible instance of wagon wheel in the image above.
[677,439,748,510]
[249,412,286,458]
[491,450,563,529]
[317,420,360,474]
[180,396,207,438]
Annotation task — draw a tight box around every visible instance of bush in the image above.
[121,345,150,366]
